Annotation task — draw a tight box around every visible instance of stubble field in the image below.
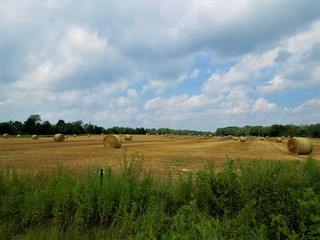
[1,135,319,177]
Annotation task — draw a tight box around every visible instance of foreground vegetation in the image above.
[1,152,320,239]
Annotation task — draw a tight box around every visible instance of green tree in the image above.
[24,114,42,134]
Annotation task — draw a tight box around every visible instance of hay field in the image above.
[1,135,319,177]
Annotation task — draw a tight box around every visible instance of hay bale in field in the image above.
[233,137,238,141]
[260,137,265,141]
[281,136,285,139]
[87,134,91,137]
[287,138,313,155]
[53,133,65,142]
[170,134,173,138]
[32,134,39,139]
[146,133,150,136]
[3,134,10,138]
[73,134,77,137]
[16,134,21,138]
[103,134,121,148]
[276,137,282,143]
[65,135,68,138]
[165,134,168,137]
[125,134,132,141]
[240,136,246,142]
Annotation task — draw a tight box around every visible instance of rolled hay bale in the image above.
[3,133,10,138]
[53,133,65,142]
[276,137,282,143]
[65,135,68,138]
[73,134,77,137]
[170,134,174,138]
[103,134,121,148]
[16,134,21,138]
[287,138,313,155]
[32,134,39,139]
[233,137,238,141]
[87,134,91,137]
[240,136,246,142]
[125,134,132,141]
[260,137,265,141]
[146,133,150,136]
[281,136,285,139]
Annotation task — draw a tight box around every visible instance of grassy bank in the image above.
[1,152,319,239]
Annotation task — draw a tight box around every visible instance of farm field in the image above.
[1,135,319,177]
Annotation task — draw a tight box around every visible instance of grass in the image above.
[0,151,319,239]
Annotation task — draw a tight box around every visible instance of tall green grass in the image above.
[0,152,319,239]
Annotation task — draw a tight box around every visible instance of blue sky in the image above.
[0,0,319,131]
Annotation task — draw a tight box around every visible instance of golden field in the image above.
[1,135,319,177]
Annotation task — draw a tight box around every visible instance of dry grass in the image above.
[0,135,319,177]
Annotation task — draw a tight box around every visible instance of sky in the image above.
[0,0,319,132]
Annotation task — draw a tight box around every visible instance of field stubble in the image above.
[0,135,319,177]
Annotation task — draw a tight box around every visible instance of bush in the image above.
[0,154,319,239]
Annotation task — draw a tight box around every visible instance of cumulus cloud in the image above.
[252,98,277,112]
[1,0,319,130]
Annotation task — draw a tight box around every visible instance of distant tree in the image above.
[72,121,84,134]
[269,124,285,137]
[24,114,42,134]
[0,122,13,134]
[55,119,66,133]
[41,121,54,135]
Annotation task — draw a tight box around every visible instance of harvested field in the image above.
[1,135,319,177]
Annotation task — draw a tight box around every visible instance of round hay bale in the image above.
[103,134,121,148]
[240,136,246,142]
[53,133,65,142]
[32,134,39,139]
[233,137,238,141]
[287,138,313,155]
[3,134,10,138]
[65,135,68,138]
[87,134,91,137]
[73,134,77,137]
[125,134,132,141]
[146,133,150,136]
[260,137,265,141]
[170,134,173,138]
[276,137,282,143]
[16,134,21,138]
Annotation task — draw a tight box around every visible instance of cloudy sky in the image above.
[0,0,319,131]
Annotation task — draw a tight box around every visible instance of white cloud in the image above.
[1,1,319,131]
[292,98,320,115]
[257,76,288,93]
[252,98,277,112]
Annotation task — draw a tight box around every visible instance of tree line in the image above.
[216,124,320,138]
[0,115,211,136]
[0,114,319,137]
